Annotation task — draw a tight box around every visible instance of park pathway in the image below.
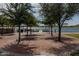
[0,32,79,56]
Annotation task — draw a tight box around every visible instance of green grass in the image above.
[66,34,79,56]
[65,34,79,39]
[71,50,79,56]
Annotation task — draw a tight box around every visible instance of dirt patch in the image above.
[0,32,79,56]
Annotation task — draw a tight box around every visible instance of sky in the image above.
[68,14,79,26]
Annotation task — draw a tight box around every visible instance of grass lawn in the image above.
[71,50,79,56]
[65,34,79,39]
[65,34,79,56]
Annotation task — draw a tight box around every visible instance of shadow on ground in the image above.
[0,37,2,39]
[1,33,14,36]
[2,44,37,56]
[48,42,79,56]
[23,34,42,37]
[44,36,79,56]
[0,33,14,40]
[45,36,73,42]
[21,36,37,41]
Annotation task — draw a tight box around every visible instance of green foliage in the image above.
[0,15,9,26]
[40,3,79,27]
[0,15,6,26]
[23,13,37,27]
[0,3,32,25]
[0,3,34,44]
[40,3,56,26]
[40,3,79,41]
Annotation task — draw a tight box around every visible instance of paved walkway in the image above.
[0,32,79,56]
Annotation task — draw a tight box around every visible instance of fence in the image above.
[0,27,14,34]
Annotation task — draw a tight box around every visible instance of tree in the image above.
[0,15,9,35]
[53,3,79,41]
[42,18,54,36]
[28,16,37,35]
[23,13,37,35]
[40,3,79,41]
[0,3,32,44]
[40,3,56,36]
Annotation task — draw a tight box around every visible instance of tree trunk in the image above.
[30,26,32,35]
[50,25,53,36]
[49,26,50,34]
[58,25,62,42]
[17,24,21,45]
[1,24,3,36]
[54,24,56,33]
[26,25,29,36]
